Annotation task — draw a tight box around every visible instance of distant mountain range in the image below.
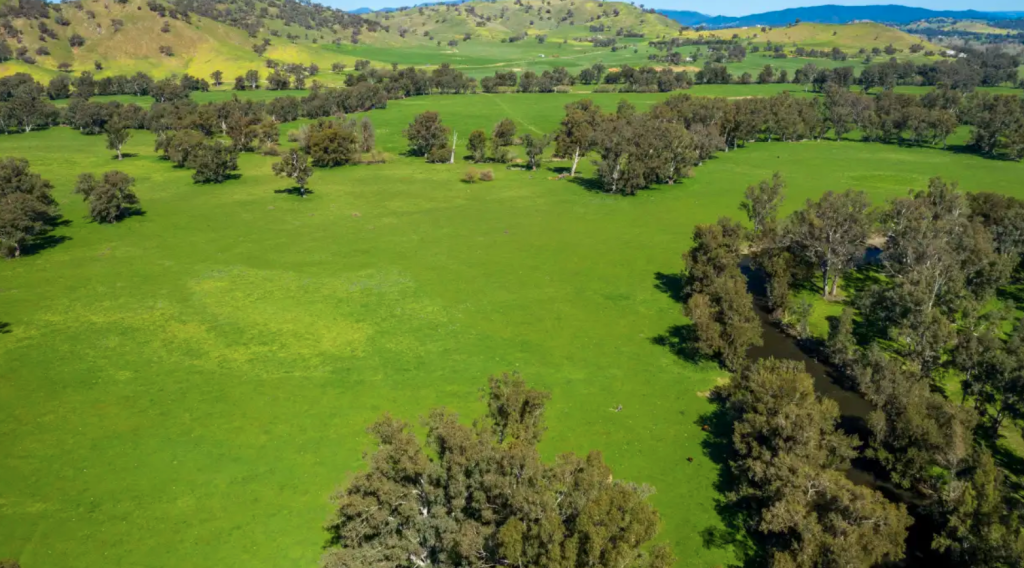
[657,4,1019,28]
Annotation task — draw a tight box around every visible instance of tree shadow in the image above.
[0,322,10,334]
[274,185,314,197]
[650,271,710,364]
[565,174,605,193]
[979,435,1024,492]
[841,263,884,297]
[996,281,1024,309]
[548,165,571,175]
[654,271,686,304]
[650,323,708,365]
[695,400,764,568]
[21,218,71,257]
[122,206,146,220]
[195,173,243,184]
[110,153,139,160]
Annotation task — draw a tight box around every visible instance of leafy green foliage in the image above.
[404,111,450,159]
[74,171,140,224]
[272,149,313,196]
[722,358,910,568]
[187,140,239,184]
[305,119,359,167]
[684,218,762,371]
[0,157,58,258]
[323,373,672,568]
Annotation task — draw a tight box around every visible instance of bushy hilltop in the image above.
[363,0,683,44]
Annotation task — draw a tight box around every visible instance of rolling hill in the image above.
[0,0,948,82]
[0,0,380,81]
[660,5,1000,28]
[361,0,682,44]
[691,21,940,53]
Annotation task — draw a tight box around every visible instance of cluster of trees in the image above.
[859,51,1022,91]
[538,89,1022,197]
[479,64,694,94]
[404,111,455,163]
[153,0,378,39]
[677,170,1024,564]
[0,157,144,258]
[42,71,186,100]
[341,63,476,96]
[466,55,1019,93]
[391,88,1015,195]
[720,358,912,566]
[74,171,141,223]
[1,74,387,139]
[405,113,550,169]
[229,62,321,92]
[323,372,673,568]
[154,132,240,183]
[687,172,1024,565]
[289,116,376,167]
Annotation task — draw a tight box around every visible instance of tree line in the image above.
[681,173,1024,566]
[399,87,1022,190]
[534,89,1022,195]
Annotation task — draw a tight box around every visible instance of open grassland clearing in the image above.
[2,90,1024,567]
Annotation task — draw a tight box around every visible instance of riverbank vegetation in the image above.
[680,169,1024,565]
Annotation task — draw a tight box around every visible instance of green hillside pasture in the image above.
[49,84,1022,114]
[2,94,1024,568]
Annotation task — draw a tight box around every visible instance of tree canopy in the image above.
[323,372,673,568]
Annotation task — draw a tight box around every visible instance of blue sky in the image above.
[321,0,1022,16]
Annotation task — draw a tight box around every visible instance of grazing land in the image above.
[2,91,1023,568]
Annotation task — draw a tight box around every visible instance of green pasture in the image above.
[1,93,1024,568]
[50,84,1021,114]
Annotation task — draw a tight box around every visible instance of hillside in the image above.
[905,18,1018,36]
[0,0,949,82]
[693,22,940,53]
[362,0,682,44]
[661,5,999,28]
[0,0,382,80]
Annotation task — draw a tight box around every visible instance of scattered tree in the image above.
[404,111,450,158]
[73,171,140,223]
[0,157,59,258]
[105,119,131,160]
[272,149,313,197]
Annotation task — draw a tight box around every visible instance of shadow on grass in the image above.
[650,271,712,364]
[695,399,763,568]
[654,271,686,304]
[111,153,140,160]
[0,322,10,334]
[565,174,606,193]
[650,323,708,365]
[274,186,314,197]
[21,218,71,257]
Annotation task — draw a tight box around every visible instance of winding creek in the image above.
[740,262,937,566]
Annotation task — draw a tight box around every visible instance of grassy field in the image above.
[48,84,1022,113]
[2,93,1024,568]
